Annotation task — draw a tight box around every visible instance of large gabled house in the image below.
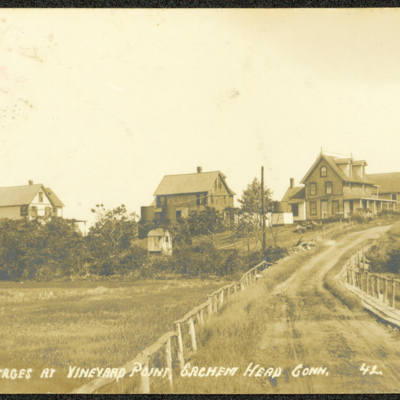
[152,167,236,220]
[281,152,396,220]
[0,180,64,220]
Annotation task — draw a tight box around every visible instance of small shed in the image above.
[147,229,172,255]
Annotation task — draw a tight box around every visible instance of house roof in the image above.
[281,186,305,203]
[148,228,170,237]
[367,172,400,193]
[153,171,236,196]
[300,154,374,185]
[0,184,64,208]
[44,188,65,207]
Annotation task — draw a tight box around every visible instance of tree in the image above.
[186,208,226,246]
[87,204,140,275]
[238,177,273,224]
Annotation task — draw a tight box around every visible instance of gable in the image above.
[301,154,374,185]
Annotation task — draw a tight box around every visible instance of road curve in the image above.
[254,224,400,394]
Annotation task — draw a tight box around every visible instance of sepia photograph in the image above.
[1,8,400,394]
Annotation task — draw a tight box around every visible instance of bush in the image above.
[349,208,376,224]
[367,221,400,274]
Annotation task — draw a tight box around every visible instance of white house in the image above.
[0,180,64,220]
[147,229,172,255]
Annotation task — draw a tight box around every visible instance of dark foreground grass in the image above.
[0,278,227,393]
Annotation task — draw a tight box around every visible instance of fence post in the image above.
[393,279,396,308]
[226,286,230,300]
[241,278,245,291]
[188,317,197,352]
[207,299,213,318]
[139,361,150,394]
[234,282,237,294]
[362,242,365,270]
[377,277,381,300]
[214,294,218,312]
[372,275,375,298]
[219,290,224,306]
[197,311,203,326]
[175,323,185,370]
[200,308,204,324]
[166,338,173,392]
[384,278,388,304]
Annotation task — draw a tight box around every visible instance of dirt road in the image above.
[255,224,400,393]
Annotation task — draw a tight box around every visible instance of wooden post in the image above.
[197,311,203,326]
[139,361,150,394]
[207,299,213,318]
[241,279,245,291]
[200,308,204,324]
[393,280,396,308]
[226,287,230,300]
[384,278,388,304]
[371,275,375,297]
[175,323,185,370]
[219,290,224,306]
[377,277,381,300]
[214,294,218,312]
[362,242,365,270]
[166,338,173,392]
[234,282,237,294]
[188,318,197,352]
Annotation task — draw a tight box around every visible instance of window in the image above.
[325,182,332,195]
[45,207,51,217]
[39,192,43,202]
[52,207,58,217]
[321,200,328,218]
[310,183,317,196]
[392,193,398,201]
[320,166,327,177]
[332,201,339,215]
[176,210,182,218]
[197,194,206,206]
[30,206,37,218]
[292,204,299,217]
[157,196,166,208]
[310,202,317,216]
[20,205,28,217]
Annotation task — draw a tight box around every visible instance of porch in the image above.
[343,197,397,218]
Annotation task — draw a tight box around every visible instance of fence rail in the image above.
[71,260,272,394]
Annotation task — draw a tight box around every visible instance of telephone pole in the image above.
[261,166,266,251]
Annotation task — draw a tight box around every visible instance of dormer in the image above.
[352,160,367,179]
[334,158,352,177]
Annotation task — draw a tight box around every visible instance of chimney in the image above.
[197,166,202,173]
[290,178,294,189]
[28,180,33,185]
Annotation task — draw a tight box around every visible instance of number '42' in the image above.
[360,363,382,375]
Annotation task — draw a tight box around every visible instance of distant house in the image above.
[281,152,396,220]
[152,167,236,220]
[367,172,400,207]
[0,180,64,220]
[281,179,306,221]
[147,229,172,255]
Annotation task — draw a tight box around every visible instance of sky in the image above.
[1,8,400,224]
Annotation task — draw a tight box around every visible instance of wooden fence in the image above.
[71,260,272,394]
[345,242,399,309]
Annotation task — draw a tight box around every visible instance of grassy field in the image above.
[0,278,228,393]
